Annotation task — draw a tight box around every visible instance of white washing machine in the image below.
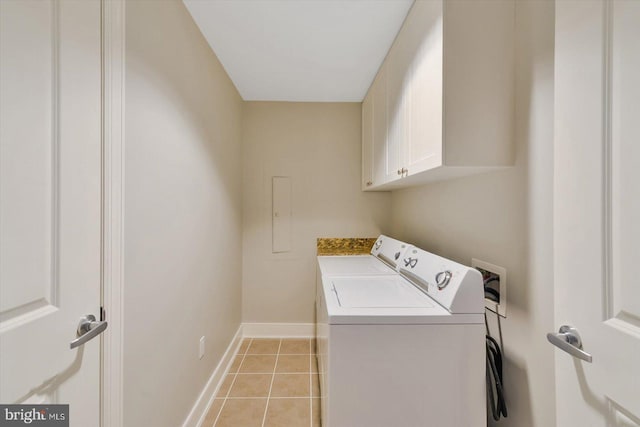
[316,245,486,427]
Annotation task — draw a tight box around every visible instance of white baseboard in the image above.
[242,322,315,338]
[182,325,244,427]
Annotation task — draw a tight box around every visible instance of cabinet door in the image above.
[372,62,388,187]
[386,29,412,182]
[407,0,444,175]
[361,90,374,190]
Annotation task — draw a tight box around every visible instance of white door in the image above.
[554,1,640,426]
[0,0,103,425]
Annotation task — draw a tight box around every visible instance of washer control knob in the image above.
[403,257,418,268]
[435,270,452,290]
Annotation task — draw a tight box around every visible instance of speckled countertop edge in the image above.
[317,238,378,256]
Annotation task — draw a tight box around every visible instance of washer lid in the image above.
[317,255,397,276]
[332,276,433,308]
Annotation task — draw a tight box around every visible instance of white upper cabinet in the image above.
[363,0,515,191]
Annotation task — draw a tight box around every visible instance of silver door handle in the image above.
[547,325,592,363]
[70,314,108,349]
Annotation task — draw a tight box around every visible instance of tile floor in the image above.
[202,338,321,427]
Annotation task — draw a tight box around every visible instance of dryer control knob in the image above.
[436,271,452,290]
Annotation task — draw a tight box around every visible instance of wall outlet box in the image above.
[199,336,205,360]
[472,258,507,318]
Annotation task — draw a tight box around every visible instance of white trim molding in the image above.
[182,326,244,427]
[242,323,315,338]
[101,0,125,426]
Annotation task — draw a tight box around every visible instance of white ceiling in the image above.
[183,0,414,102]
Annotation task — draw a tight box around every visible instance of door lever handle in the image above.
[547,325,592,363]
[70,314,108,349]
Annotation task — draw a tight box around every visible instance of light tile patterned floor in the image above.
[202,338,321,427]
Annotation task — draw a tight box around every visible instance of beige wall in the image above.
[389,2,556,426]
[123,1,243,426]
[242,102,392,323]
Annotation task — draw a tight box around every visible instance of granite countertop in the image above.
[316,237,377,256]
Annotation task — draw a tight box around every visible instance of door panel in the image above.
[0,1,57,319]
[0,0,102,424]
[386,32,409,182]
[362,91,373,189]
[406,0,443,175]
[610,0,640,333]
[372,64,387,186]
[605,1,640,416]
[554,1,640,425]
